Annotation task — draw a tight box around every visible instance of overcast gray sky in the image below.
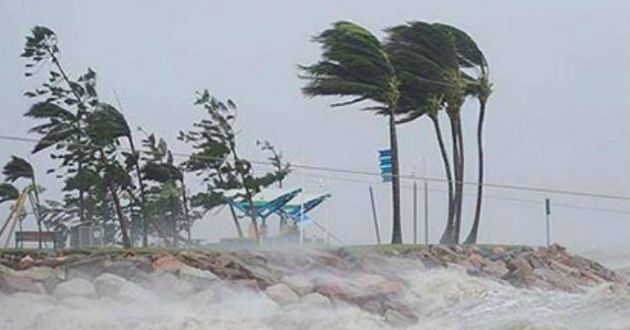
[1,1,628,250]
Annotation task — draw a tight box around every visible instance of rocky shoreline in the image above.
[1,244,628,326]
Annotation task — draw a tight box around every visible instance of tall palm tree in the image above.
[300,21,404,244]
[435,28,492,244]
[385,21,467,244]
[431,24,491,244]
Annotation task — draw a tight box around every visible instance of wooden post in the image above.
[369,186,381,245]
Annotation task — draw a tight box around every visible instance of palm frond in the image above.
[3,156,34,182]
[0,183,19,204]
[300,21,396,112]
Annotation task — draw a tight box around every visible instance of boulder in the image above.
[115,280,156,303]
[152,271,195,295]
[506,257,534,275]
[0,274,46,294]
[482,260,509,277]
[103,257,152,286]
[14,266,65,292]
[384,308,417,327]
[53,278,95,299]
[66,256,110,279]
[18,255,35,269]
[179,265,220,288]
[282,275,314,296]
[300,292,331,308]
[152,255,187,273]
[93,273,128,297]
[265,283,299,305]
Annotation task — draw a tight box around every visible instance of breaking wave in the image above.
[0,264,628,330]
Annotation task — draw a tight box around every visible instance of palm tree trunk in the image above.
[453,115,465,244]
[441,114,460,244]
[430,115,455,240]
[465,99,487,244]
[127,136,150,247]
[389,113,402,244]
[99,151,131,248]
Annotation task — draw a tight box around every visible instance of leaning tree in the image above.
[300,21,404,244]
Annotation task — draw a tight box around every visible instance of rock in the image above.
[104,257,152,285]
[361,299,384,314]
[15,266,65,282]
[115,280,156,303]
[0,274,46,294]
[93,273,128,297]
[152,271,195,295]
[282,275,314,296]
[228,279,259,291]
[66,256,110,279]
[373,280,405,297]
[18,255,34,269]
[152,255,187,273]
[14,266,65,292]
[53,278,95,299]
[384,308,417,327]
[482,260,509,277]
[265,283,299,305]
[300,292,331,308]
[506,257,534,275]
[316,281,345,299]
[533,268,581,293]
[179,265,219,288]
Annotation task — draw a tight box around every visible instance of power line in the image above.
[291,170,630,216]
[1,133,629,202]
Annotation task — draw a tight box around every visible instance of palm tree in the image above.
[0,183,20,239]
[433,26,492,244]
[385,21,468,244]
[2,156,45,247]
[0,183,19,204]
[300,21,404,244]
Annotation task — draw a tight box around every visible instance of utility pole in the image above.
[422,157,429,245]
[545,198,551,247]
[413,181,418,244]
[424,178,429,245]
[369,186,381,245]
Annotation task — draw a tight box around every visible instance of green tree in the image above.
[2,156,45,247]
[141,133,197,245]
[386,22,460,241]
[300,21,404,244]
[21,26,136,248]
[179,90,290,243]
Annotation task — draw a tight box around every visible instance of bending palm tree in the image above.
[2,156,44,248]
[432,24,492,244]
[386,22,466,244]
[300,21,404,243]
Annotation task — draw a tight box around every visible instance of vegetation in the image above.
[2,19,492,248]
[1,26,289,248]
[301,21,491,244]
